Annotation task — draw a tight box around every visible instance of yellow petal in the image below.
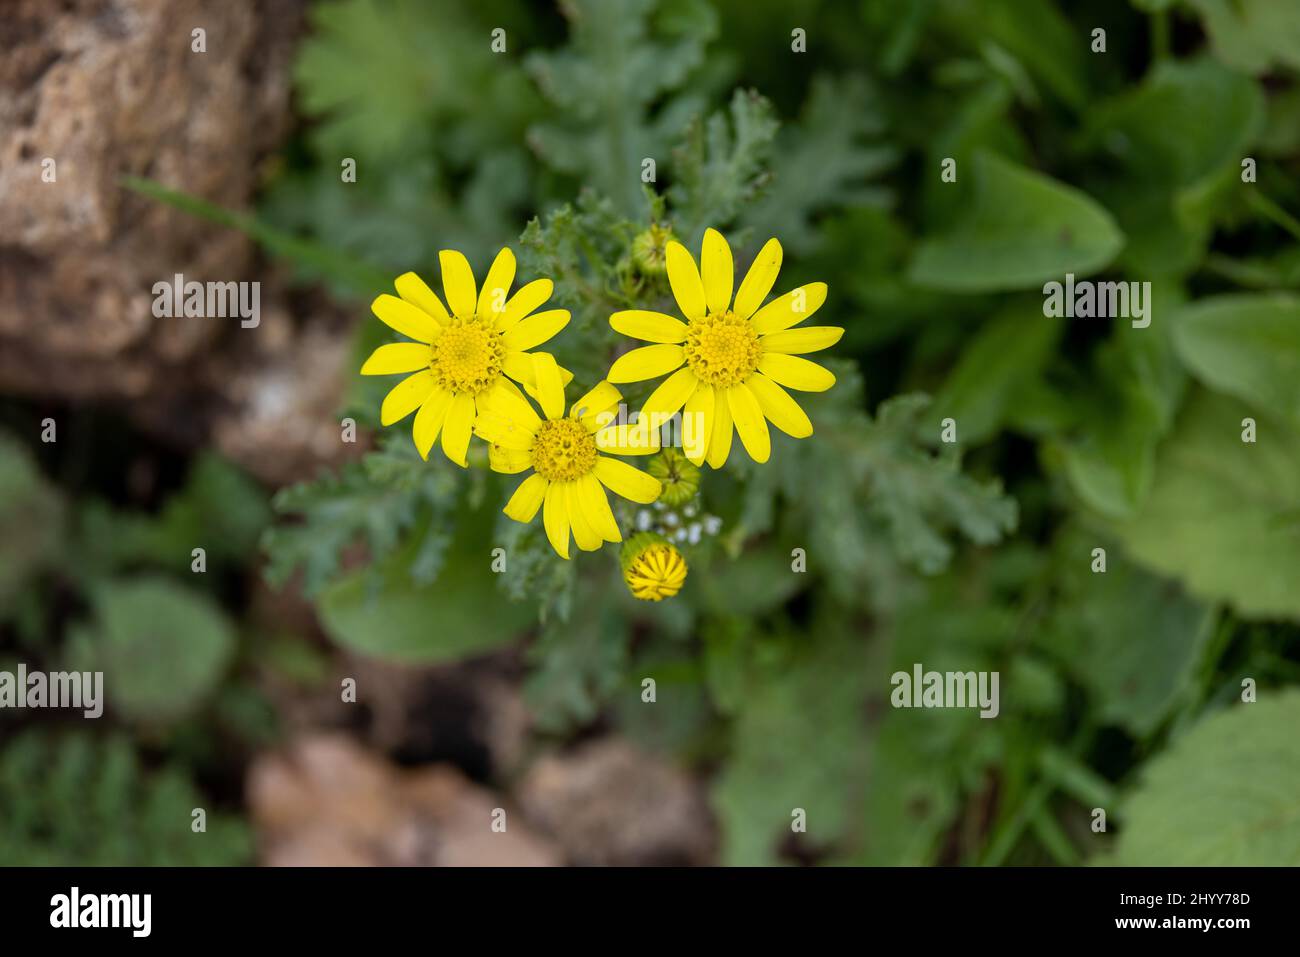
[542,481,571,559]
[474,410,536,450]
[372,294,439,344]
[571,380,622,432]
[578,473,621,543]
[747,373,813,438]
[394,272,451,325]
[733,238,783,319]
[495,279,553,331]
[593,419,660,455]
[502,309,569,351]
[594,456,662,504]
[412,388,453,460]
[700,227,734,315]
[757,353,836,392]
[761,325,844,355]
[610,310,688,344]
[727,382,770,463]
[478,380,542,432]
[507,351,574,405]
[682,384,714,466]
[361,342,430,376]
[477,247,516,319]
[706,388,733,468]
[489,443,533,474]
[607,344,685,383]
[566,482,603,552]
[532,352,565,420]
[440,392,475,466]
[504,473,548,523]
[439,249,477,319]
[641,367,699,422]
[665,241,706,321]
[749,282,828,335]
[381,370,435,425]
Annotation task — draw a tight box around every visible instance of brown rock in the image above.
[0,0,358,485]
[519,738,716,866]
[247,734,561,867]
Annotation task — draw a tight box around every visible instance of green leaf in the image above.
[524,567,631,733]
[1060,297,1189,518]
[927,301,1065,445]
[1173,294,1300,427]
[1079,58,1263,275]
[669,88,779,242]
[1109,389,1300,621]
[1186,0,1300,75]
[712,624,868,865]
[0,729,250,865]
[908,152,1124,292]
[1109,691,1300,865]
[316,503,532,663]
[527,0,719,215]
[71,577,236,723]
[263,435,460,596]
[740,74,898,254]
[0,432,63,609]
[1044,528,1215,738]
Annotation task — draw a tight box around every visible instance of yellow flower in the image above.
[606,228,841,467]
[360,247,573,466]
[475,353,663,559]
[620,533,687,601]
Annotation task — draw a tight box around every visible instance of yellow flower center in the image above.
[531,418,598,483]
[429,316,505,395]
[683,311,762,388]
[625,544,688,601]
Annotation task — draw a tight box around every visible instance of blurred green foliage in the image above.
[0,437,267,864]
[32,0,1300,867]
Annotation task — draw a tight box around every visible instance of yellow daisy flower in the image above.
[474,353,663,559]
[360,247,573,465]
[607,228,842,467]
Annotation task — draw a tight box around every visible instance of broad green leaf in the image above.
[1110,389,1300,621]
[1173,294,1300,427]
[1043,528,1215,738]
[1079,59,1263,276]
[317,506,533,663]
[712,624,869,865]
[908,152,1123,292]
[70,577,236,723]
[1060,293,1189,517]
[1109,691,1300,865]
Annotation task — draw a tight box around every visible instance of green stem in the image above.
[980,782,1051,867]
[1150,11,1171,65]
[1248,190,1300,243]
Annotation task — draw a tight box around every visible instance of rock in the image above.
[247,735,560,867]
[0,0,357,485]
[519,738,716,866]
